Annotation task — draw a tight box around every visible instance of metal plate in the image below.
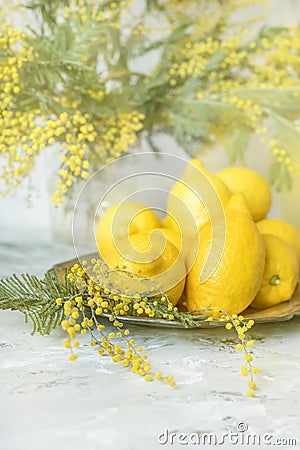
[49,254,300,328]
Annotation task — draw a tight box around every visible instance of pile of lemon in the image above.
[96,159,300,316]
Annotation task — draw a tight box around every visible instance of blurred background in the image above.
[1,0,300,236]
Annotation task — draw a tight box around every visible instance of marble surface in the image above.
[0,225,300,450]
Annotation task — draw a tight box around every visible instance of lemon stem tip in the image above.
[269,274,280,286]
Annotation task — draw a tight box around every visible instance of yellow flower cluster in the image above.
[57,258,259,395]
[0,28,144,205]
[0,27,26,102]
[96,111,145,161]
[266,138,300,190]
[62,0,126,25]
[0,11,145,205]
[49,111,96,206]
[253,29,300,87]
[0,106,91,198]
[224,314,258,397]
[269,140,299,175]
[51,110,144,206]
[200,308,259,396]
[165,4,300,185]
[60,260,176,386]
[166,22,300,171]
[67,259,176,320]
[2,0,300,202]
[0,25,34,192]
[170,27,300,97]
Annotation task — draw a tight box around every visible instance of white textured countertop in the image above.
[0,225,300,450]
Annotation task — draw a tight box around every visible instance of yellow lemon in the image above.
[251,234,299,309]
[151,226,198,269]
[256,218,300,264]
[216,167,272,221]
[104,232,186,305]
[96,202,161,259]
[151,227,182,251]
[163,159,231,234]
[184,192,265,315]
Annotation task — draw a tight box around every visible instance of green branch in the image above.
[0,271,78,335]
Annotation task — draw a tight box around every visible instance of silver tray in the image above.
[50,254,300,328]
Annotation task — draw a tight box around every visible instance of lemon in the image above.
[251,234,299,309]
[163,159,231,234]
[216,167,272,221]
[151,225,198,269]
[151,227,182,251]
[184,192,265,315]
[104,232,186,305]
[256,218,300,264]
[96,202,161,259]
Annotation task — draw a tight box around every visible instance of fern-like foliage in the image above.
[0,271,78,335]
